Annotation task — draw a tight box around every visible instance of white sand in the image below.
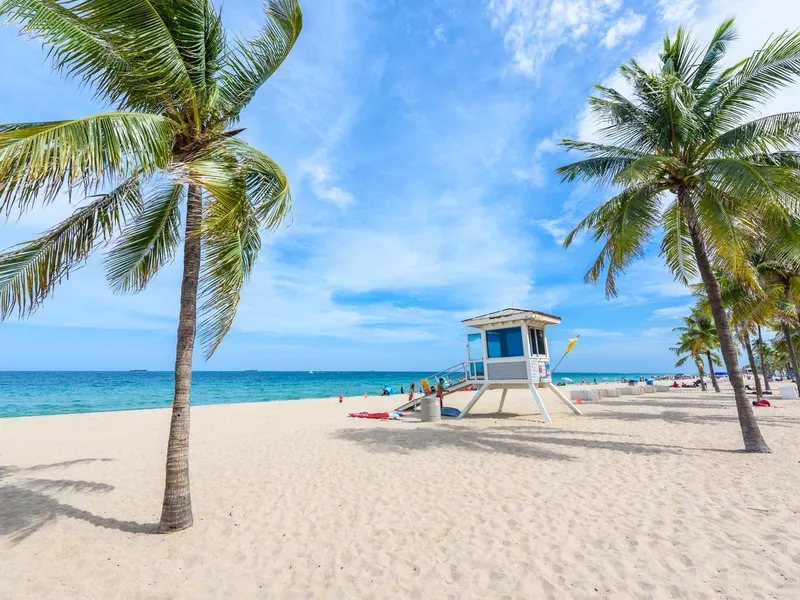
[2,384,800,599]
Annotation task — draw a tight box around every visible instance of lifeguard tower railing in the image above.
[419,361,484,391]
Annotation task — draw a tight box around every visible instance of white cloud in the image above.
[431,24,447,46]
[486,0,625,79]
[651,304,692,320]
[298,149,355,209]
[513,134,561,187]
[602,11,646,48]
[658,0,697,24]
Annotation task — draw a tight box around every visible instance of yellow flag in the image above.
[566,337,579,354]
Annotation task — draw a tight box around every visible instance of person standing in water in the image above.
[437,378,445,409]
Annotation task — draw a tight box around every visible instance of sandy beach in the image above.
[2,384,800,599]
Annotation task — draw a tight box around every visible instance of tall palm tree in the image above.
[558,20,800,453]
[673,307,721,392]
[0,0,303,532]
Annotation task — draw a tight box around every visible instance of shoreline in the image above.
[0,380,674,420]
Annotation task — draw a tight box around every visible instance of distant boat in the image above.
[245,369,258,372]
[130,369,148,372]
[308,371,314,374]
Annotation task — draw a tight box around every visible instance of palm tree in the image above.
[673,308,721,392]
[671,330,718,391]
[0,0,303,532]
[558,20,800,453]
[755,325,772,392]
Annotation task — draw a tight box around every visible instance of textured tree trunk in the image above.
[782,322,800,398]
[757,325,771,391]
[158,185,202,533]
[743,330,763,400]
[706,352,720,393]
[681,193,769,452]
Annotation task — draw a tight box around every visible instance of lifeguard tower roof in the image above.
[462,308,561,328]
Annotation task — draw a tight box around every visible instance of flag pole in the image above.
[551,335,579,375]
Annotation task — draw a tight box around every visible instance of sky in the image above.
[1,0,799,372]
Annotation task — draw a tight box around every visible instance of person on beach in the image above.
[437,378,445,409]
[408,382,415,402]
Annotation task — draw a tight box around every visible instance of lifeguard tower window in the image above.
[486,327,524,358]
[529,327,546,356]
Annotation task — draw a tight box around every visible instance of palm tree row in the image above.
[559,20,800,453]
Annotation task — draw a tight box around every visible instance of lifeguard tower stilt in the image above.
[457,309,581,423]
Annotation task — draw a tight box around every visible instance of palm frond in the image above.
[228,140,292,229]
[105,183,183,294]
[0,0,132,105]
[197,195,261,358]
[564,185,663,297]
[76,0,198,108]
[691,18,737,89]
[0,178,142,318]
[218,0,302,121]
[713,112,800,156]
[712,29,800,129]
[0,112,173,215]
[660,199,698,284]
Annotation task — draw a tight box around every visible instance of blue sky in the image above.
[1,0,798,372]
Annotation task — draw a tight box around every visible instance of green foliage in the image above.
[558,20,800,297]
[0,0,302,357]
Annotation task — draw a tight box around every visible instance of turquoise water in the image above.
[0,371,666,418]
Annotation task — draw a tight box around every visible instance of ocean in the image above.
[0,371,667,418]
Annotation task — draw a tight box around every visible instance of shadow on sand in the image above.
[333,422,715,460]
[0,459,156,544]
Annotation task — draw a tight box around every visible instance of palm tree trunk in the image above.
[681,193,769,452]
[158,184,202,533]
[757,324,771,391]
[743,330,763,399]
[706,352,720,392]
[695,357,707,391]
[782,322,800,397]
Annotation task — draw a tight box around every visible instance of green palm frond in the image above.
[0,113,173,215]
[0,178,142,318]
[661,199,697,284]
[564,184,663,297]
[713,112,800,156]
[712,30,800,129]
[691,18,737,89]
[227,140,291,229]
[77,0,198,108]
[105,183,184,294]
[198,195,261,358]
[0,0,132,105]
[218,0,302,121]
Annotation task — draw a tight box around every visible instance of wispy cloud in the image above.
[486,0,624,78]
[651,305,692,320]
[602,11,646,48]
[299,150,355,209]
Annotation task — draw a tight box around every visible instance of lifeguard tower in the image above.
[396,308,581,423]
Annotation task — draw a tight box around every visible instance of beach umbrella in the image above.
[561,377,574,383]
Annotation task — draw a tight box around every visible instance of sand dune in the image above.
[2,385,800,598]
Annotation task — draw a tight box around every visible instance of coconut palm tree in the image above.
[558,20,800,453]
[0,0,303,532]
[673,308,721,392]
[755,326,773,392]
[671,330,718,391]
